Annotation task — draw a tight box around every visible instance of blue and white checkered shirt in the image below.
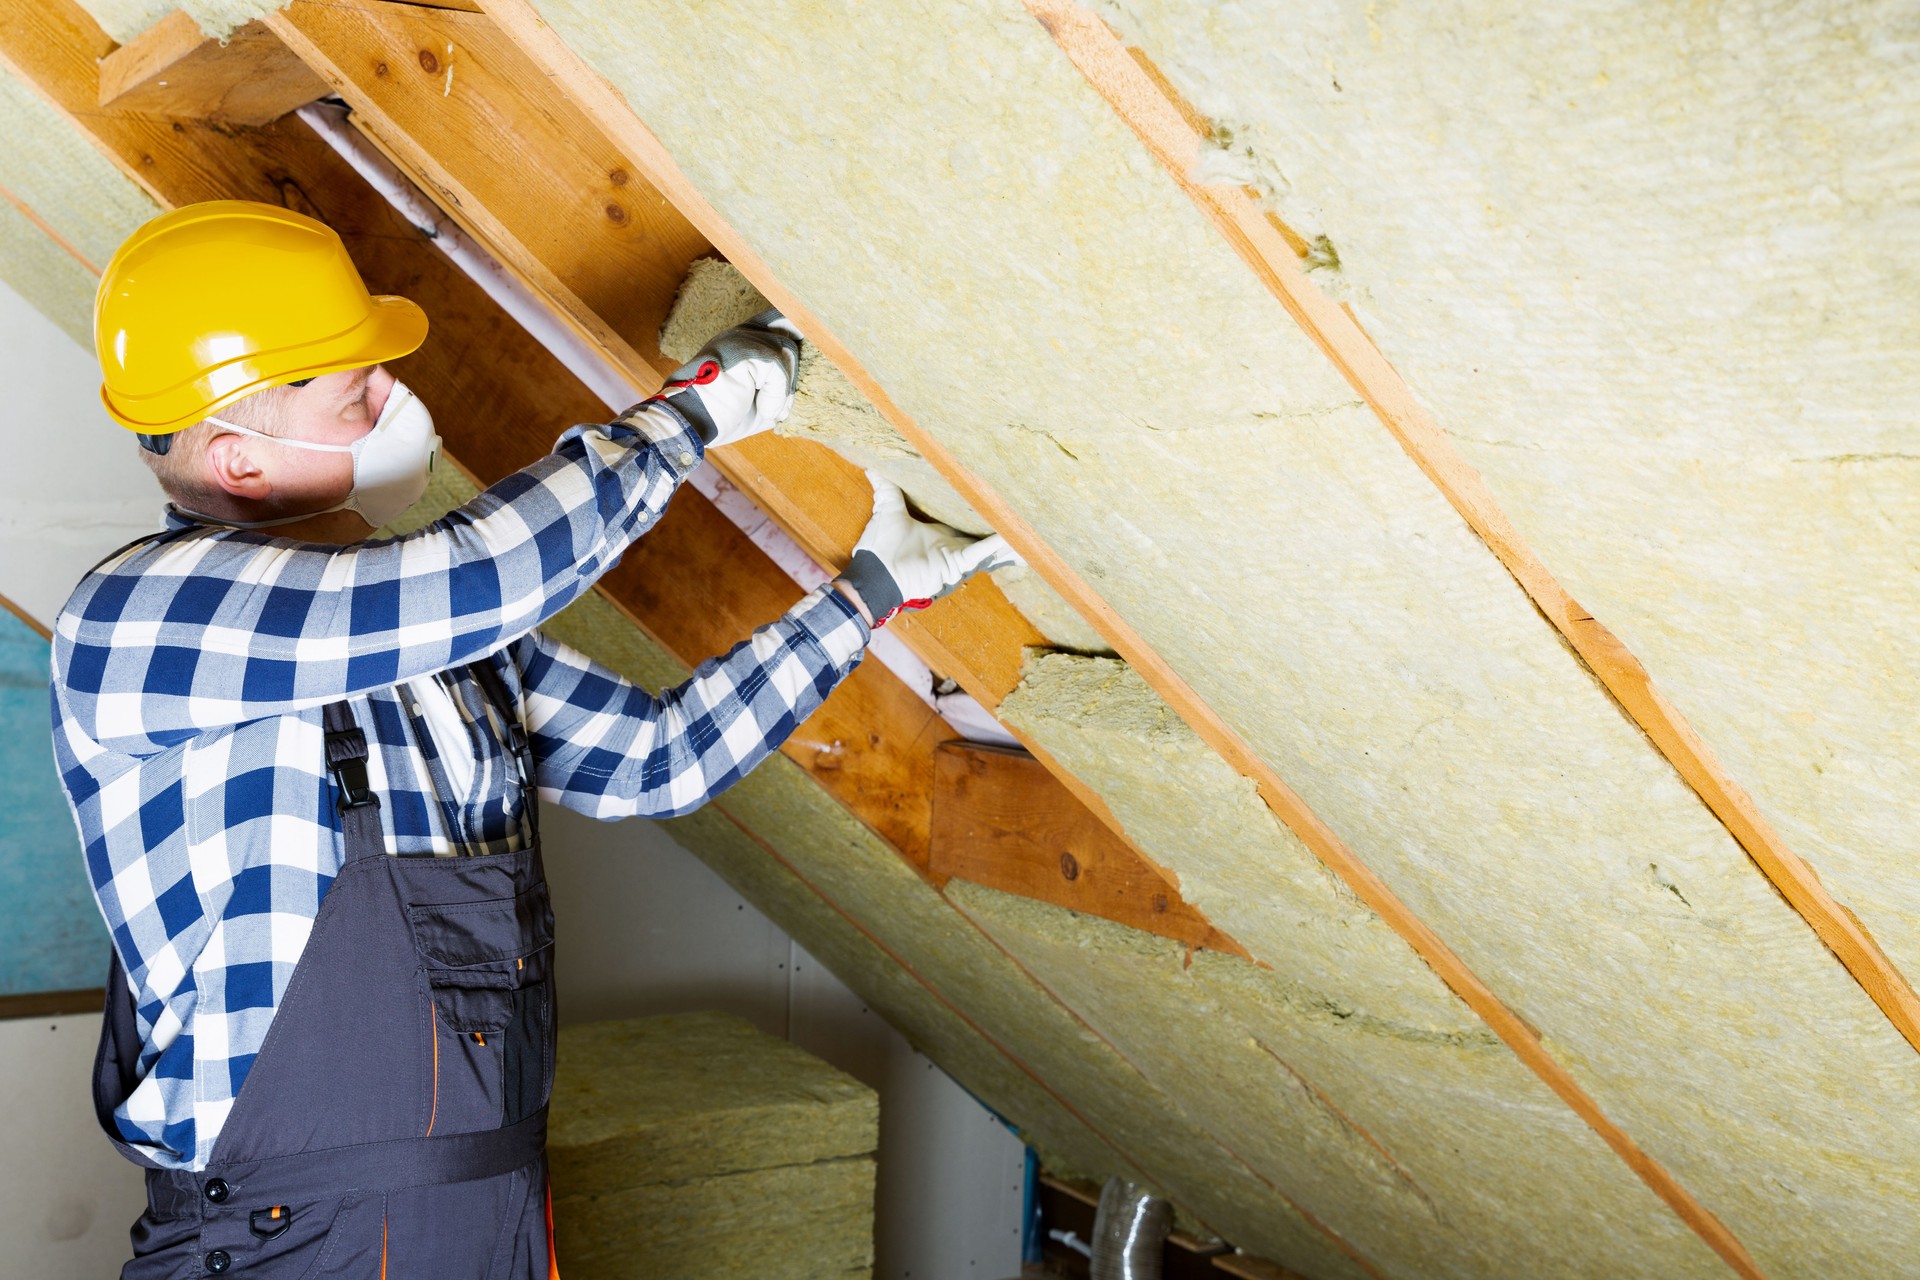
[49,402,869,1171]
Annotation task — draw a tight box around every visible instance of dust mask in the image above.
[191,381,440,531]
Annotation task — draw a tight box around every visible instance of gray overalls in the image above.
[93,657,559,1278]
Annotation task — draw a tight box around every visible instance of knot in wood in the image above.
[418,49,439,74]
[605,203,628,226]
[1059,851,1080,882]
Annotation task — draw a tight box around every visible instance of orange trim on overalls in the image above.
[425,1002,439,1137]
[380,1215,389,1279]
[546,1185,560,1280]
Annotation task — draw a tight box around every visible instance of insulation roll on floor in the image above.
[547,1013,878,1279]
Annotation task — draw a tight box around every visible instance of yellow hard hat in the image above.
[95,200,428,441]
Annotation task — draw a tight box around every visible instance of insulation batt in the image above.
[998,653,1724,1278]
[0,65,161,343]
[547,1014,876,1279]
[527,2,1920,1275]
[1093,0,1920,1098]
[952,880,1723,1280]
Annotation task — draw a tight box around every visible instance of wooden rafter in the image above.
[473,3,1764,1277]
[932,741,1239,954]
[96,11,328,125]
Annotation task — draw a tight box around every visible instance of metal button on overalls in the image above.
[94,658,560,1278]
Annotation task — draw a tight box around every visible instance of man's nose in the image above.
[364,366,395,424]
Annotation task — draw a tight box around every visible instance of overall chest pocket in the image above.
[407,881,554,1133]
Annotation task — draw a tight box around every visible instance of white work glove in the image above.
[657,308,802,449]
[836,472,1022,627]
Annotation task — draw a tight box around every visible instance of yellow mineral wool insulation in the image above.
[75,0,269,41]
[0,65,160,274]
[998,651,1728,1277]
[548,1015,877,1279]
[0,200,99,345]
[516,4,1920,1273]
[660,257,1115,654]
[552,1161,873,1280]
[1092,0,1920,1029]
[548,1013,877,1196]
[951,882,1727,1280]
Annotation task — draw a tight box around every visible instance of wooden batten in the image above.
[96,11,329,126]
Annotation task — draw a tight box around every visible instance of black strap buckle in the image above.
[250,1206,291,1240]
[323,725,377,811]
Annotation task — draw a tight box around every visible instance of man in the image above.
[55,200,1011,1277]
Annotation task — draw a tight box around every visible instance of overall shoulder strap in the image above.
[322,700,387,863]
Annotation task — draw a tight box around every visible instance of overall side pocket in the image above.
[408,882,554,1132]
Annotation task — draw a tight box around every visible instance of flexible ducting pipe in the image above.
[1090,1176,1172,1280]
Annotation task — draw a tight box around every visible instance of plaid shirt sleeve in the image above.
[53,403,705,757]
[511,585,869,818]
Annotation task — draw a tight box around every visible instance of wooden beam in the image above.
[933,741,1242,956]
[265,0,1244,940]
[473,6,1765,1278]
[264,0,706,373]
[96,11,329,126]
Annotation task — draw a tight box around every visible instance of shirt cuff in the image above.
[613,400,706,481]
[786,584,870,677]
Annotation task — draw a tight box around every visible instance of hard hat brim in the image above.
[101,294,430,435]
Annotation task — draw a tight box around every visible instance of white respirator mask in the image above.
[192,380,440,531]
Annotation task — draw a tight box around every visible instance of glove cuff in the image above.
[838,549,904,627]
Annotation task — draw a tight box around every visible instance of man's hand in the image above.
[658,309,802,449]
[835,472,1022,627]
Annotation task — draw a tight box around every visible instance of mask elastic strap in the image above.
[203,417,358,453]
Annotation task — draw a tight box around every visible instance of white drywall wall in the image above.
[0,1015,149,1276]
[0,277,159,628]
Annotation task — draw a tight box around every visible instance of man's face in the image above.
[204,364,397,524]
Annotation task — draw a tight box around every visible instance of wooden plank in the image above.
[96,11,329,126]
[933,742,1241,955]
[264,0,707,373]
[267,0,1243,937]
[0,988,104,1018]
[474,6,1765,1278]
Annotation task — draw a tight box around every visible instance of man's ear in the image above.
[203,430,273,502]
